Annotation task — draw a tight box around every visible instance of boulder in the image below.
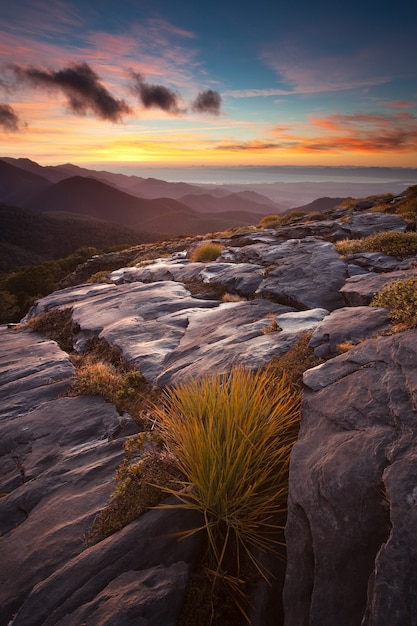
[200,261,265,295]
[343,251,417,273]
[283,330,417,626]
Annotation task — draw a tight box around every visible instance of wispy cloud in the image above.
[215,139,282,151]
[216,110,417,155]
[224,88,290,98]
[11,62,132,122]
[279,111,417,154]
[260,39,392,95]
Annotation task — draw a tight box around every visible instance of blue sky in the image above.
[0,0,416,171]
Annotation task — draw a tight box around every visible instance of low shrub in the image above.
[371,275,417,328]
[88,433,180,544]
[336,230,417,260]
[28,308,79,352]
[190,242,224,262]
[70,357,151,415]
[154,366,300,585]
[397,197,417,226]
[269,331,323,391]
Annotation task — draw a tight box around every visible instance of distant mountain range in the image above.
[1,156,415,273]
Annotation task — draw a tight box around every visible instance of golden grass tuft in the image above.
[153,366,300,582]
[190,242,224,262]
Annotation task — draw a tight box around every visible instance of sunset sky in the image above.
[1,0,416,174]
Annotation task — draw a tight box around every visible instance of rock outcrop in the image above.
[284,330,417,626]
[2,200,417,625]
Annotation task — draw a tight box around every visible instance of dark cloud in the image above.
[0,103,20,131]
[130,71,182,114]
[11,62,131,122]
[192,89,221,115]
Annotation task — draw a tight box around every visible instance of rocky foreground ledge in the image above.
[1,201,417,625]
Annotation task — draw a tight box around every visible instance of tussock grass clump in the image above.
[190,242,224,262]
[371,275,417,328]
[154,366,300,583]
[335,230,417,260]
[259,214,281,228]
[221,293,247,303]
[258,211,307,229]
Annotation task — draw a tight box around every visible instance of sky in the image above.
[0,0,417,176]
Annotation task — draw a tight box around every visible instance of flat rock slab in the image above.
[0,327,202,626]
[345,212,407,238]
[157,304,329,386]
[253,237,348,311]
[22,281,329,386]
[340,267,417,306]
[11,503,203,626]
[309,306,393,357]
[284,330,417,626]
[0,327,139,624]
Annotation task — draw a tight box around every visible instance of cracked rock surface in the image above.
[2,206,417,625]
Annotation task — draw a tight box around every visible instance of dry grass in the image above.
[153,366,300,585]
[190,242,224,262]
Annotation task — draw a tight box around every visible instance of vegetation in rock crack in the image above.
[371,276,417,329]
[190,241,224,262]
[335,230,417,260]
[153,366,300,596]
[88,433,180,544]
[27,315,159,420]
[269,331,323,392]
[69,337,160,421]
[27,308,79,353]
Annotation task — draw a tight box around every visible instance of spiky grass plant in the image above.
[153,366,300,582]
